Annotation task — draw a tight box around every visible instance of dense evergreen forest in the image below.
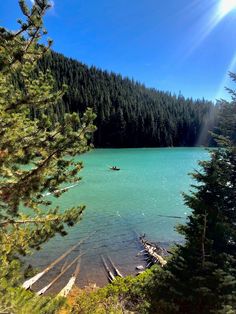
[37,51,217,148]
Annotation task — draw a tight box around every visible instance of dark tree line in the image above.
[36,51,217,148]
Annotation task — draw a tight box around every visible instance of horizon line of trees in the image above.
[35,51,218,148]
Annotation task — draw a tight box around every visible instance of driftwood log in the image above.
[139,236,167,267]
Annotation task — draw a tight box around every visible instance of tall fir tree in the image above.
[0,0,96,312]
[146,79,236,313]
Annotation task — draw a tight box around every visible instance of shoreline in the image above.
[29,237,176,296]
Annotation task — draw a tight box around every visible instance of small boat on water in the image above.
[109,166,120,171]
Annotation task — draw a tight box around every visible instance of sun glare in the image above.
[219,0,236,17]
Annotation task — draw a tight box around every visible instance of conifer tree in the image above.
[146,79,236,313]
[0,0,95,311]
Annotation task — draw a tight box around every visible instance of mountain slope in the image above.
[38,51,216,147]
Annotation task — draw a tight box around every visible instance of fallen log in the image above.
[57,259,81,297]
[37,251,85,295]
[101,255,115,282]
[108,256,123,278]
[60,259,69,273]
[23,232,95,290]
[140,236,167,267]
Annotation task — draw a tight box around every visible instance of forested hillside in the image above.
[37,51,217,148]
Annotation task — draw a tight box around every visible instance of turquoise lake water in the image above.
[28,148,209,293]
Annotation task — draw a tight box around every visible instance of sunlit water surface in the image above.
[27,148,209,293]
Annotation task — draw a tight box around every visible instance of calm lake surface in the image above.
[28,148,209,293]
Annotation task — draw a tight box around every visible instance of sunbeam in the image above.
[184,0,236,57]
[215,52,236,100]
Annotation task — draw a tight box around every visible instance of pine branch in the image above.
[0,216,60,227]
[17,122,89,183]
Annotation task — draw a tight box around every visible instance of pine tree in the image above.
[0,0,96,311]
[146,80,236,313]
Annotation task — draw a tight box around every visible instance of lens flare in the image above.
[219,0,236,18]
[182,0,236,58]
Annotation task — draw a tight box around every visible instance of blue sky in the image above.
[1,0,236,101]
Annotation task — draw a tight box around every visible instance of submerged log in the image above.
[57,259,81,297]
[43,183,79,197]
[23,232,95,290]
[156,214,184,219]
[108,256,123,278]
[37,252,85,295]
[101,255,115,282]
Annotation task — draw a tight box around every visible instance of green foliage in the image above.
[0,278,65,314]
[71,288,123,314]
[142,84,236,313]
[213,75,236,146]
[0,0,95,312]
[70,270,155,314]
